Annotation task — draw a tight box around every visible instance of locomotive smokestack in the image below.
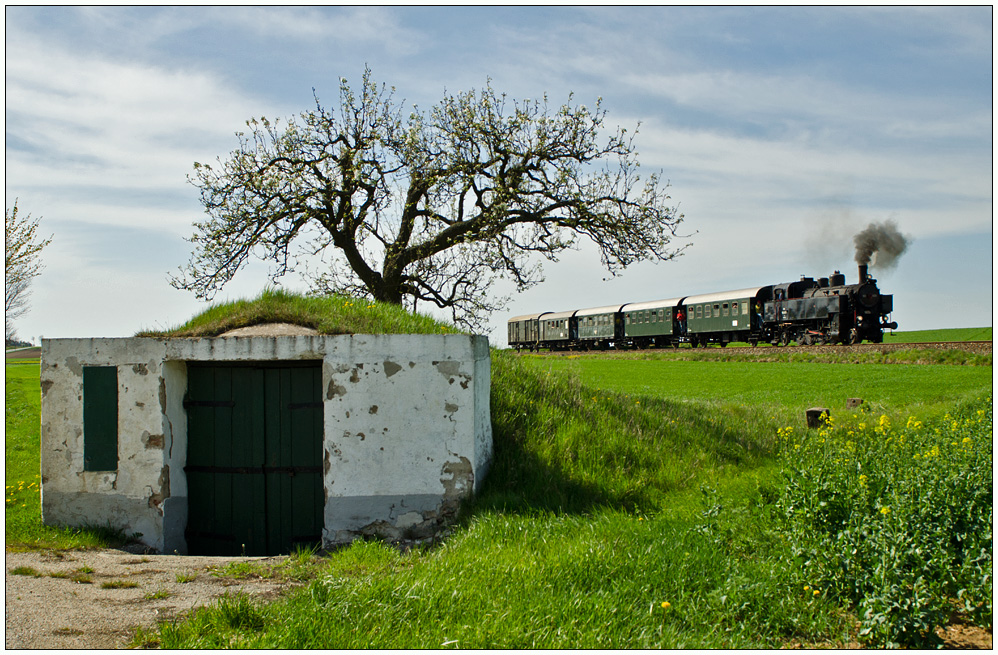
[858,263,869,283]
[853,220,910,270]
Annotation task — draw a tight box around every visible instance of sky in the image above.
[5,6,993,347]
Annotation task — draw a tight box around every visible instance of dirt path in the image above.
[5,548,299,649]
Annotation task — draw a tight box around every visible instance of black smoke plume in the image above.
[854,220,910,269]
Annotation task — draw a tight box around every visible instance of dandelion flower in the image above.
[661,602,671,610]
[880,506,891,515]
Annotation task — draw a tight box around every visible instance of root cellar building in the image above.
[39,331,492,555]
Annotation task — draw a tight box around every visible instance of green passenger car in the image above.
[621,297,684,348]
[683,287,768,347]
[508,312,550,350]
[575,304,625,349]
[538,310,576,347]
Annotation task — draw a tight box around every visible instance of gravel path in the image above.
[5,548,298,649]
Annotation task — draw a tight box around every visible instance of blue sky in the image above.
[5,6,993,345]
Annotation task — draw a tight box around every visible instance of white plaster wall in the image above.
[40,333,492,552]
[41,339,171,550]
[319,335,490,540]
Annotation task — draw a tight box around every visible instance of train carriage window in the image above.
[732,303,739,316]
[741,301,749,315]
[696,305,702,319]
[723,303,729,317]
[713,304,720,317]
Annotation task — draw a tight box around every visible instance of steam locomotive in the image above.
[508,264,897,350]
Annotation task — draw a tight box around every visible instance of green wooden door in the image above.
[185,363,323,556]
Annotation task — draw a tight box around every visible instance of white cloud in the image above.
[5,36,273,231]
[623,120,991,236]
[207,6,421,55]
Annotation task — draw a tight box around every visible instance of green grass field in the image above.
[7,304,992,648]
[882,326,991,343]
[525,357,990,425]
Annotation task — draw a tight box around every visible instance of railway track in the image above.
[528,341,992,356]
[823,340,991,354]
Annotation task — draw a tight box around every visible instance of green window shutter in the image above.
[83,366,118,471]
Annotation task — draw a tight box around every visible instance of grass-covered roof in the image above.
[136,289,462,338]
